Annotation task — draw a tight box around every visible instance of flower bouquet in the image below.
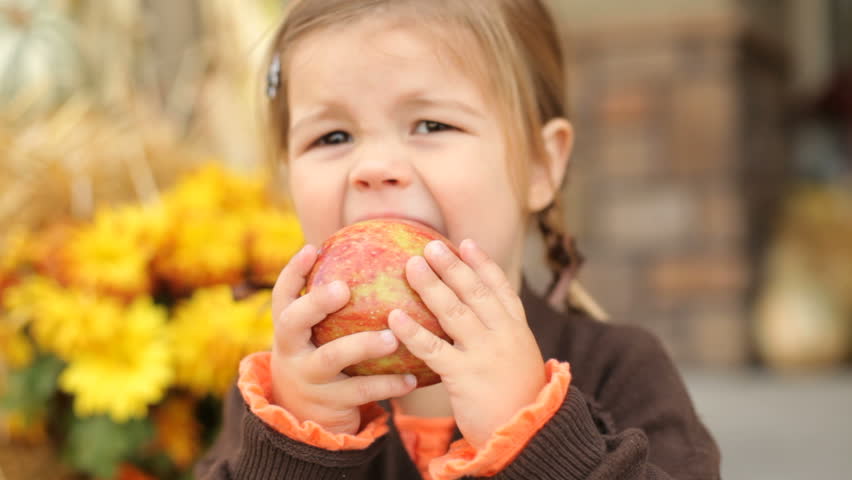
[1,164,303,479]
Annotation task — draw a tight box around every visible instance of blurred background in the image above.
[1,0,850,478]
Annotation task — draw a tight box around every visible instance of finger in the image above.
[305,329,400,382]
[271,244,317,321]
[459,239,524,320]
[424,240,507,330]
[405,255,485,343]
[388,309,459,374]
[320,373,418,407]
[275,280,349,354]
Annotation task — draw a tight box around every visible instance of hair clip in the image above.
[267,54,281,99]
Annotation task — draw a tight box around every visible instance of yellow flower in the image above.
[153,394,201,469]
[2,276,56,315]
[62,206,165,297]
[169,287,272,396]
[3,277,122,359]
[4,279,172,422]
[247,208,304,285]
[1,227,30,274]
[0,324,34,368]
[162,163,267,216]
[154,212,248,293]
[58,297,172,422]
[1,276,36,368]
[153,164,301,292]
[112,202,171,248]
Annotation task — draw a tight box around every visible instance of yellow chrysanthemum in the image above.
[62,206,164,296]
[154,212,248,292]
[0,323,34,368]
[59,297,172,422]
[1,276,57,316]
[153,394,201,468]
[1,227,30,274]
[1,274,34,368]
[112,202,172,248]
[12,279,124,359]
[169,287,272,396]
[247,208,304,285]
[162,163,267,216]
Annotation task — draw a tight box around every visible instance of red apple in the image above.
[306,219,455,387]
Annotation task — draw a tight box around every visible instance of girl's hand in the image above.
[269,245,418,435]
[388,239,547,449]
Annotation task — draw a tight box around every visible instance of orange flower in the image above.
[152,394,201,469]
[114,463,157,480]
[1,411,48,445]
[0,227,29,297]
[27,221,78,282]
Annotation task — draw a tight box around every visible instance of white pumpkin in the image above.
[755,245,850,370]
[0,0,84,115]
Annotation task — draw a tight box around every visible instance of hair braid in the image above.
[536,199,607,320]
[537,199,581,294]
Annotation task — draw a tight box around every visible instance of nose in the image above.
[348,148,413,191]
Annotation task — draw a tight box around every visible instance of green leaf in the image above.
[0,354,63,420]
[64,415,154,479]
[130,450,176,479]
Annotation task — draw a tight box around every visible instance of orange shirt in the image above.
[392,404,455,479]
[238,353,571,479]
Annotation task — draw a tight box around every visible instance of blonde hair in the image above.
[265,0,586,308]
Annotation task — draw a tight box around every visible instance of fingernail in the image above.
[426,240,448,256]
[329,280,346,296]
[380,329,396,345]
[462,239,485,259]
[404,374,417,387]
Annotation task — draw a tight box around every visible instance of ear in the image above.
[527,118,574,212]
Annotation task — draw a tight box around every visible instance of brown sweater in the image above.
[194,284,720,479]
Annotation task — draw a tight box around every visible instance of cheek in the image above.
[468,155,525,267]
[429,155,524,258]
[288,163,342,245]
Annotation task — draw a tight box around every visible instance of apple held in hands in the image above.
[306,219,455,387]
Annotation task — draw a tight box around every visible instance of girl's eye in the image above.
[414,120,455,134]
[314,131,352,147]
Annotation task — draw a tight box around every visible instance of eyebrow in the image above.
[289,93,484,140]
[289,104,345,142]
[399,94,485,121]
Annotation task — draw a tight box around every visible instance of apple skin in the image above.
[306,219,455,387]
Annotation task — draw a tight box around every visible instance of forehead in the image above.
[286,16,493,108]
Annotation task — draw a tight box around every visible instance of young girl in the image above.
[196,1,720,478]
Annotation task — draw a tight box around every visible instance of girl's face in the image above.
[286,18,529,288]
